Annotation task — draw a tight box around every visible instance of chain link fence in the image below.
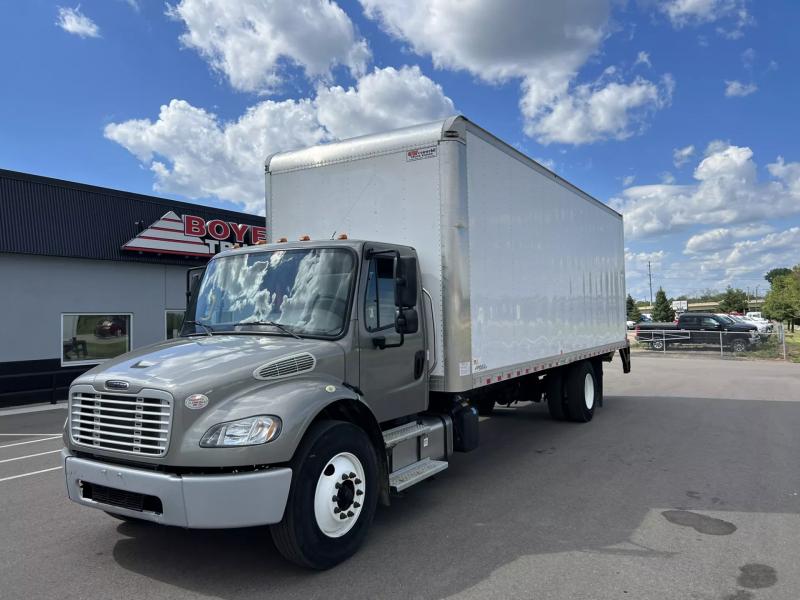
[630,324,789,361]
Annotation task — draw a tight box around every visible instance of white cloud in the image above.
[315,66,454,139]
[673,144,695,167]
[660,171,676,184]
[660,0,752,37]
[360,0,671,145]
[611,142,800,239]
[121,0,140,11]
[741,47,755,70]
[166,0,370,94]
[724,80,757,97]
[683,227,800,287]
[622,174,636,187]
[634,51,652,68]
[684,224,775,254]
[105,66,454,213]
[56,6,100,38]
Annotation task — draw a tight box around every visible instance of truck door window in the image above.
[701,317,719,328]
[365,257,396,331]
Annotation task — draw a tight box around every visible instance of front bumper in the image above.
[62,450,292,528]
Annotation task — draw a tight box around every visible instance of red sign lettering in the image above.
[251,226,266,244]
[206,219,231,240]
[229,222,249,244]
[184,215,206,237]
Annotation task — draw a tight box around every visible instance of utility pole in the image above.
[647,260,653,306]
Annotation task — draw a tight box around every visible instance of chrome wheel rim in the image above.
[584,372,595,410]
[313,452,366,538]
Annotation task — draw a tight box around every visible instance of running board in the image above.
[389,458,448,492]
[382,421,431,448]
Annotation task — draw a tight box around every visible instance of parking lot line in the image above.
[0,450,61,464]
[0,466,62,483]
[0,433,61,436]
[0,436,61,449]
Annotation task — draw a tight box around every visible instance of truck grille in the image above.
[82,481,163,514]
[70,390,172,457]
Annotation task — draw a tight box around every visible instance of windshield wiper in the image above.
[231,320,302,340]
[184,320,214,336]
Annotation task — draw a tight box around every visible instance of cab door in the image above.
[357,245,427,423]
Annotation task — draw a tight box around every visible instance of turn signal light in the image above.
[337,233,348,240]
[299,235,311,241]
[277,237,288,243]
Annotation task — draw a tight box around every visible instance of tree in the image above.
[763,274,800,332]
[765,267,792,286]
[651,287,675,322]
[626,294,642,321]
[718,286,749,314]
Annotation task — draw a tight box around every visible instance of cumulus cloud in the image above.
[634,51,652,68]
[105,66,454,213]
[315,66,454,139]
[166,0,370,94]
[360,0,671,145]
[611,142,800,239]
[724,80,757,97]
[56,6,100,38]
[622,174,636,187]
[684,225,775,254]
[673,144,695,167]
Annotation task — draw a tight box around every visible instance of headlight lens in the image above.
[200,415,282,447]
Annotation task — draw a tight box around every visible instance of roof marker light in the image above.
[299,235,311,241]
[337,233,348,240]
[277,237,288,243]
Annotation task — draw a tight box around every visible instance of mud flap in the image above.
[619,344,631,374]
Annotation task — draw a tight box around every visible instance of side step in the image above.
[382,421,431,448]
[389,458,448,492]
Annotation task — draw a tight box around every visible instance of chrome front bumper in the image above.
[62,450,292,528]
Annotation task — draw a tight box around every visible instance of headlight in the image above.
[200,415,282,447]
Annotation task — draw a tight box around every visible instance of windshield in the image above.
[186,248,355,337]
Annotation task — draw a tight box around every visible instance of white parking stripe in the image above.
[0,433,60,436]
[0,436,61,449]
[0,450,61,464]
[0,466,62,483]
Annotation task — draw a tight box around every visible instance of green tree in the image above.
[651,287,675,322]
[765,267,792,286]
[718,286,749,313]
[626,294,642,321]
[763,274,800,332]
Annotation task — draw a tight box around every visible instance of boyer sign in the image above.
[122,211,266,257]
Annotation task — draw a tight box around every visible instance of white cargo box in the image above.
[267,116,627,393]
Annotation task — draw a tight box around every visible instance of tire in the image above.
[545,372,568,421]
[270,420,379,570]
[731,338,747,353]
[565,361,597,423]
[475,396,495,416]
[650,338,665,351]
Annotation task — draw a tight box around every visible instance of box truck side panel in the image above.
[268,146,446,377]
[465,130,626,384]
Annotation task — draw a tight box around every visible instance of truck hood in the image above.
[76,334,344,396]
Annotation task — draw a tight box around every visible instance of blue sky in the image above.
[1,1,799,300]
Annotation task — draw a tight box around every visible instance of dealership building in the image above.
[0,169,265,407]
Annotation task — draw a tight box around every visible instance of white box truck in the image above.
[63,116,630,569]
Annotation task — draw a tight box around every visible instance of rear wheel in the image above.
[546,372,568,421]
[731,338,747,353]
[270,421,378,570]
[650,338,665,351]
[565,361,597,423]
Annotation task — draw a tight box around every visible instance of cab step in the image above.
[389,458,448,492]
[382,421,431,448]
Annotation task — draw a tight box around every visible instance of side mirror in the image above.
[186,266,205,305]
[396,307,419,335]
[394,256,418,308]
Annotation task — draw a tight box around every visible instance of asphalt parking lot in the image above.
[1,356,799,600]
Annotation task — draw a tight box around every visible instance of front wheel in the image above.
[731,338,747,353]
[650,338,665,351]
[270,421,379,570]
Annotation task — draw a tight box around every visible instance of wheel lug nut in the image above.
[339,513,347,520]
[332,496,338,502]
[335,482,341,489]
[342,474,349,480]
[347,511,354,517]
[355,478,362,484]
[334,507,341,513]
[349,472,356,478]
[356,489,363,496]
[353,502,360,508]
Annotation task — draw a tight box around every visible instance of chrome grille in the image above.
[70,389,172,457]
[254,353,316,380]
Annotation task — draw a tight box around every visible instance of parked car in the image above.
[94,316,126,338]
[636,312,758,352]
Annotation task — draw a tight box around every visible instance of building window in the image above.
[61,314,132,366]
[364,257,397,331]
[166,310,185,339]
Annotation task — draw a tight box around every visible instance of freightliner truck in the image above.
[62,116,631,569]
